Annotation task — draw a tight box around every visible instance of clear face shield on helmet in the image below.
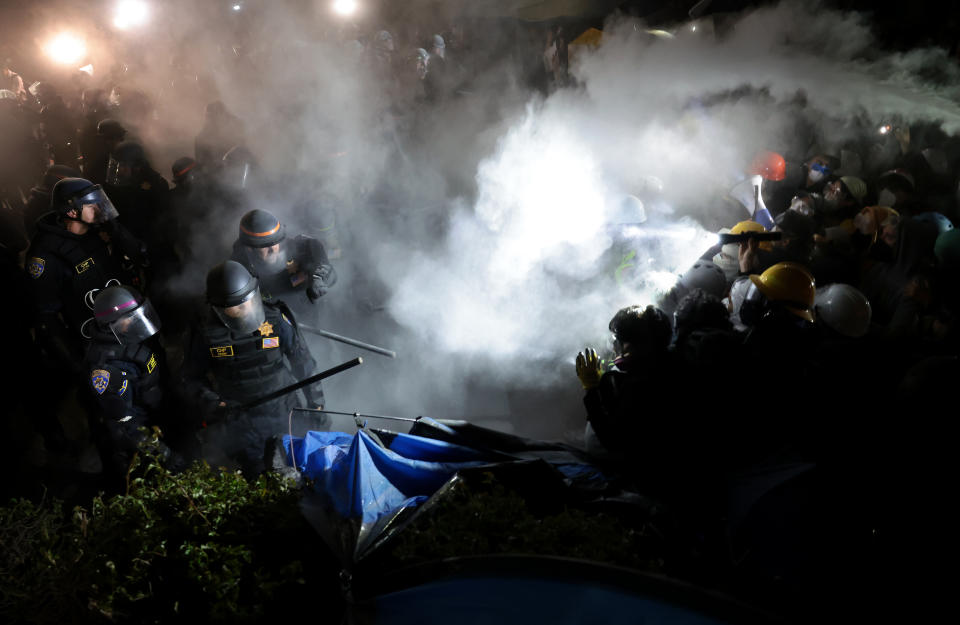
[738,281,768,327]
[74,185,119,224]
[103,298,162,344]
[212,287,266,334]
[105,156,137,187]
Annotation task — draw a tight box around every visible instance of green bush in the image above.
[0,429,316,624]
[386,471,667,572]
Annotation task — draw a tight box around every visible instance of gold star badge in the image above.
[258,320,274,336]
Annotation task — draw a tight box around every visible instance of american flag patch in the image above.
[262,337,280,349]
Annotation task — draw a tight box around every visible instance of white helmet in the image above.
[679,260,728,299]
[610,194,646,225]
[814,283,872,338]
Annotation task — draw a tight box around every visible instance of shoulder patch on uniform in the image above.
[91,369,110,395]
[146,353,157,373]
[118,379,128,396]
[262,336,280,349]
[26,257,45,279]
[209,345,235,358]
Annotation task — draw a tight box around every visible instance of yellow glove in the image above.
[575,347,603,390]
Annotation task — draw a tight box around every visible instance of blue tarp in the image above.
[284,430,492,524]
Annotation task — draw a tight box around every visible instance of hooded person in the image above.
[576,305,697,494]
[875,168,921,216]
[859,216,939,330]
[762,210,817,270]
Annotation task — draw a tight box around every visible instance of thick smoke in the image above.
[23,1,960,439]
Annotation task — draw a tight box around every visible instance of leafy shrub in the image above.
[0,429,322,624]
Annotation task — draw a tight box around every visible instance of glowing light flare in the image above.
[113,0,150,30]
[79,64,94,76]
[45,33,87,65]
[233,4,241,10]
[333,0,358,16]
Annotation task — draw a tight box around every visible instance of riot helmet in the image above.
[206,261,265,334]
[42,164,82,192]
[96,118,127,142]
[238,209,288,273]
[171,156,198,186]
[51,177,119,223]
[106,141,147,187]
[93,285,162,344]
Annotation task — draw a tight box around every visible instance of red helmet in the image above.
[748,150,786,181]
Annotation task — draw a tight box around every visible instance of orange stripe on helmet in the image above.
[240,222,281,237]
[175,162,197,177]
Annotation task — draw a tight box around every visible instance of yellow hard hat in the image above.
[730,220,765,235]
[730,220,773,251]
[749,262,816,322]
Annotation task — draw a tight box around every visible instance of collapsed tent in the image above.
[282,418,615,564]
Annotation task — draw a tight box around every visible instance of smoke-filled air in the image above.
[6,0,960,440]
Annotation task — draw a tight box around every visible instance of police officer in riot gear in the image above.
[105,140,179,289]
[181,260,324,475]
[81,118,127,185]
[230,208,336,323]
[26,177,146,364]
[25,177,146,456]
[85,285,183,481]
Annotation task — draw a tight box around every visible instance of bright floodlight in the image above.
[45,33,87,65]
[333,0,358,16]
[232,4,241,10]
[113,0,150,30]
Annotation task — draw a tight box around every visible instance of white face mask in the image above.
[807,169,825,184]
[878,189,897,208]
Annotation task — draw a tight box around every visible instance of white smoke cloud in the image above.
[23,0,960,437]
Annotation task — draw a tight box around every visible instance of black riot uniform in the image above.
[181,261,323,474]
[84,285,177,479]
[25,178,146,364]
[103,141,177,281]
[229,208,336,323]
